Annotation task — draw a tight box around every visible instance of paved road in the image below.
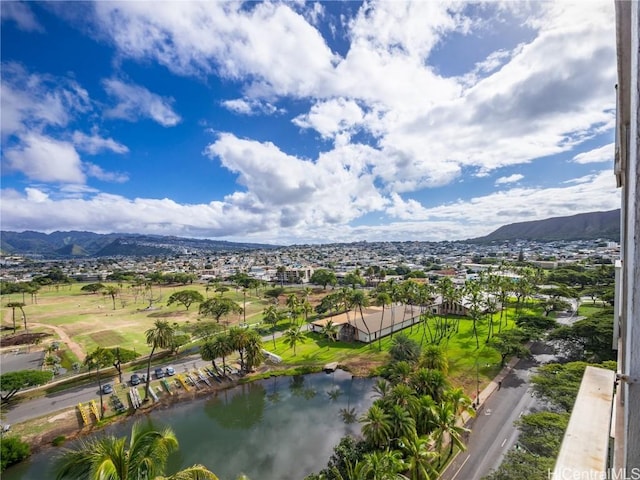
[2,352,213,425]
[440,344,553,480]
[2,328,290,425]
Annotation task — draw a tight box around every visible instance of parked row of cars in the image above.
[99,366,177,394]
[130,366,176,386]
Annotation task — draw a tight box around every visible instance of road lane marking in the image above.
[501,438,507,447]
[451,454,470,480]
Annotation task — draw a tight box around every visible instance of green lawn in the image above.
[266,306,528,396]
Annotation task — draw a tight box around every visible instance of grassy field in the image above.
[0,282,280,356]
[1,283,539,399]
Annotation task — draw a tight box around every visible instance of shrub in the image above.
[52,435,66,446]
[1,436,30,471]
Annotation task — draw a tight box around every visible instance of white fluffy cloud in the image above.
[572,143,614,164]
[495,174,524,185]
[1,64,130,185]
[1,1,620,243]
[204,133,387,227]
[4,133,85,184]
[0,169,619,243]
[72,131,129,155]
[103,79,181,126]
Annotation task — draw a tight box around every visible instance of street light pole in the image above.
[476,358,480,405]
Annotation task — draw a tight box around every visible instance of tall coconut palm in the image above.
[211,334,234,376]
[228,327,250,372]
[286,294,299,326]
[437,277,454,340]
[373,291,391,350]
[54,421,218,479]
[84,347,115,419]
[200,336,233,377]
[464,279,484,349]
[351,289,372,343]
[262,305,280,349]
[360,404,392,448]
[145,320,175,400]
[243,329,264,372]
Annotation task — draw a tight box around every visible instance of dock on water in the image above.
[323,362,339,372]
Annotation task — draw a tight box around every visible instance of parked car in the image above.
[154,367,165,379]
[130,373,141,386]
[101,383,113,394]
[165,366,175,376]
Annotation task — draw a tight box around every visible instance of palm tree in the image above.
[415,395,437,436]
[410,368,448,402]
[443,387,474,418]
[211,334,234,376]
[360,404,392,448]
[388,383,419,416]
[351,289,372,343]
[372,378,392,400]
[321,319,339,342]
[286,294,299,326]
[84,347,115,419]
[464,279,484,349]
[432,402,469,461]
[399,432,439,480]
[228,327,250,372]
[104,286,120,310]
[54,421,219,479]
[243,329,264,372]
[5,302,26,334]
[145,320,175,400]
[360,449,407,479]
[200,338,229,376]
[283,325,305,355]
[374,291,391,350]
[387,361,413,386]
[262,305,280,349]
[388,404,416,441]
[419,345,448,374]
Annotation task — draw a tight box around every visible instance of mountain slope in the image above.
[0,231,277,257]
[470,209,620,243]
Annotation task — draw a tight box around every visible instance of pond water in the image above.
[5,371,376,480]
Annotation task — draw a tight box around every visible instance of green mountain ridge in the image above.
[470,209,620,243]
[0,231,278,257]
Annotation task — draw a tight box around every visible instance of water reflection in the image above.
[205,382,266,430]
[4,370,376,480]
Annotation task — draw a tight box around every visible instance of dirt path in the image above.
[31,322,86,361]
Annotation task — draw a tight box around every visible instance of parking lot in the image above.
[0,350,45,374]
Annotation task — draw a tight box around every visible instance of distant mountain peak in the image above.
[469,209,620,243]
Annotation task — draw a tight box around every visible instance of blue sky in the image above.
[1,1,619,245]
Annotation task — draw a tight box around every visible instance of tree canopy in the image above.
[1,370,53,403]
[167,290,205,311]
[310,269,337,289]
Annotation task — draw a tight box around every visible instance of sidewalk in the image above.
[460,354,522,425]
